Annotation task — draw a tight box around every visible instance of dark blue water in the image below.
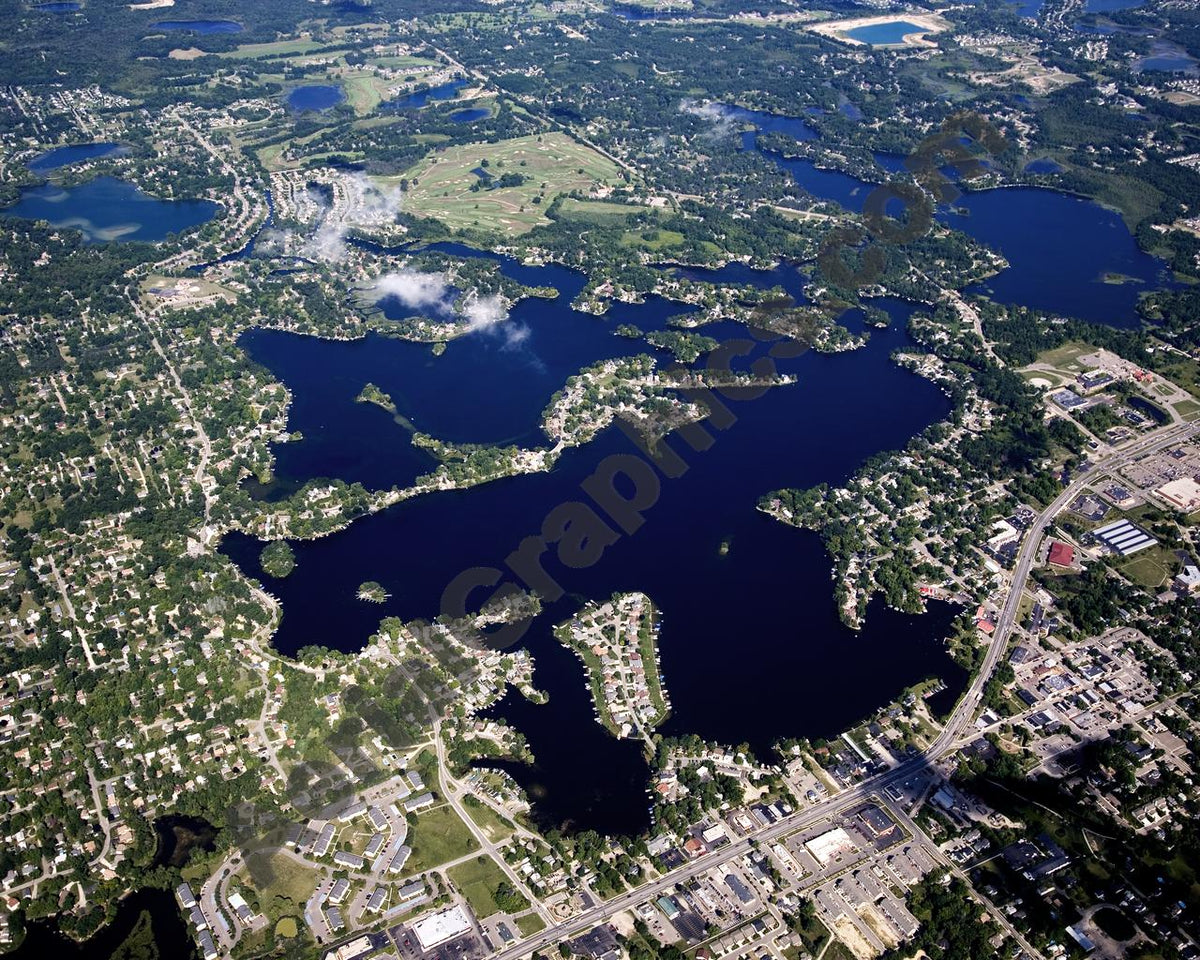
[28,142,122,172]
[33,2,80,11]
[846,21,926,44]
[727,105,817,143]
[4,888,195,960]
[288,84,345,112]
[2,176,217,243]
[1013,0,1043,16]
[1085,0,1142,10]
[450,108,490,124]
[383,80,467,111]
[152,19,243,33]
[223,268,967,832]
[745,119,1174,327]
[1135,42,1200,75]
[240,282,704,491]
[943,190,1172,327]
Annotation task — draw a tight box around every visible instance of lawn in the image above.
[406,805,479,872]
[245,851,321,914]
[514,913,546,937]
[1033,340,1095,374]
[462,795,515,843]
[389,133,622,237]
[341,72,393,116]
[1119,546,1178,589]
[447,855,527,918]
[219,39,329,60]
[557,197,650,222]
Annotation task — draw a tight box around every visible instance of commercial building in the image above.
[1156,476,1200,513]
[412,905,473,950]
[804,827,857,866]
[1047,541,1075,567]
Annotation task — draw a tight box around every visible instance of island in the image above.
[554,592,670,743]
[356,580,389,603]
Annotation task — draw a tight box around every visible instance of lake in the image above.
[2,176,217,243]
[4,888,196,960]
[28,142,123,172]
[152,19,242,33]
[1134,41,1200,75]
[223,250,968,833]
[450,108,491,124]
[224,107,1176,833]
[845,21,927,45]
[288,84,345,112]
[383,79,467,111]
[746,121,1174,327]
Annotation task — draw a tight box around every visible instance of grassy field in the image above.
[1154,353,1200,402]
[556,197,650,222]
[1176,398,1200,421]
[407,805,479,872]
[514,913,546,937]
[1033,340,1096,374]
[391,133,621,237]
[219,39,329,60]
[245,851,321,914]
[447,855,522,918]
[462,795,515,843]
[1119,546,1178,589]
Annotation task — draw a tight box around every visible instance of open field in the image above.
[1119,546,1178,589]
[390,133,622,237]
[341,72,392,115]
[556,197,650,222]
[218,39,330,60]
[1033,341,1096,373]
[462,796,514,843]
[447,855,521,918]
[515,913,546,937]
[245,851,321,908]
[1174,398,1200,421]
[406,805,478,872]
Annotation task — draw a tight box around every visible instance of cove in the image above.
[3,887,196,960]
[28,142,123,172]
[222,274,967,832]
[384,79,467,111]
[2,176,217,243]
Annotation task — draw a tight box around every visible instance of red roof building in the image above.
[1048,541,1075,567]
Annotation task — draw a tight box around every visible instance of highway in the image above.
[489,419,1198,960]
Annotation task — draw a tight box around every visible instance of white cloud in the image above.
[302,173,404,263]
[680,98,737,138]
[371,268,452,311]
[370,274,531,351]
